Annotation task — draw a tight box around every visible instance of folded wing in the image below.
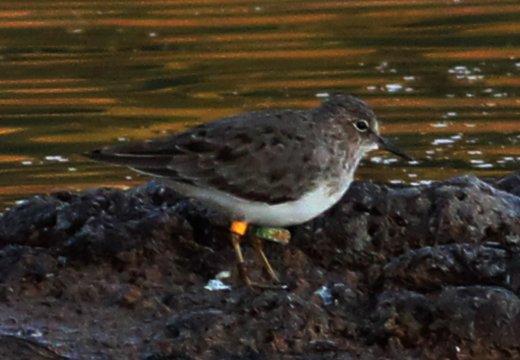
[87,110,324,204]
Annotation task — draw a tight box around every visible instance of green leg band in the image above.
[254,227,291,244]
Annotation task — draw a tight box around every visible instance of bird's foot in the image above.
[235,261,287,290]
[248,281,288,291]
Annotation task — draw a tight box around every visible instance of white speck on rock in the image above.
[204,279,232,291]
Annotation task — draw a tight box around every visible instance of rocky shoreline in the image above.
[0,171,518,359]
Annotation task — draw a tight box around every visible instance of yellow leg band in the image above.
[231,221,249,236]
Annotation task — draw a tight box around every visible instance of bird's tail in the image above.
[84,146,172,170]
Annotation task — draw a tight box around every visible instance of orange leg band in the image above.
[231,221,249,236]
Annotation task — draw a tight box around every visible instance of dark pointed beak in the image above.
[376,135,413,161]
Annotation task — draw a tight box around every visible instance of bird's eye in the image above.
[354,120,370,132]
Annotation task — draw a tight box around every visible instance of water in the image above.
[0,0,518,207]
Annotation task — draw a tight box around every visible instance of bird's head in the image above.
[319,94,411,160]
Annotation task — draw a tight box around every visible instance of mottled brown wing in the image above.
[87,110,325,204]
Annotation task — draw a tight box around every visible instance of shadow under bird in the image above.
[86,94,411,288]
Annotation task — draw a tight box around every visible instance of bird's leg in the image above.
[250,235,280,283]
[230,222,287,290]
[230,221,252,287]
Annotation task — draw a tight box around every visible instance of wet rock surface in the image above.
[0,171,518,359]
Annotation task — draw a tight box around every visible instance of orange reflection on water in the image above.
[0,155,31,163]
[483,76,520,87]
[464,22,520,36]
[364,4,520,21]
[192,49,374,60]
[383,121,520,135]
[4,87,102,94]
[0,11,30,18]
[30,122,188,144]
[96,13,336,28]
[0,11,334,30]
[369,97,520,109]
[425,48,520,60]
[158,32,315,44]
[485,148,520,156]
[0,78,86,85]
[242,78,390,91]
[0,181,141,198]
[0,128,24,136]
[0,98,117,106]
[107,106,236,120]
[4,59,94,66]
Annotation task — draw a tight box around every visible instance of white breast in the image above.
[166,171,355,227]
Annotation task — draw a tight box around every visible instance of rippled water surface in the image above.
[0,0,518,207]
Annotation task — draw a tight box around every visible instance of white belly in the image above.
[166,175,353,227]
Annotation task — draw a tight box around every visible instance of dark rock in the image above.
[433,286,520,348]
[294,174,520,269]
[0,196,61,247]
[0,245,57,302]
[492,170,520,196]
[367,290,433,347]
[0,171,517,359]
[165,309,227,339]
[145,355,194,360]
[382,243,513,291]
[0,334,70,360]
